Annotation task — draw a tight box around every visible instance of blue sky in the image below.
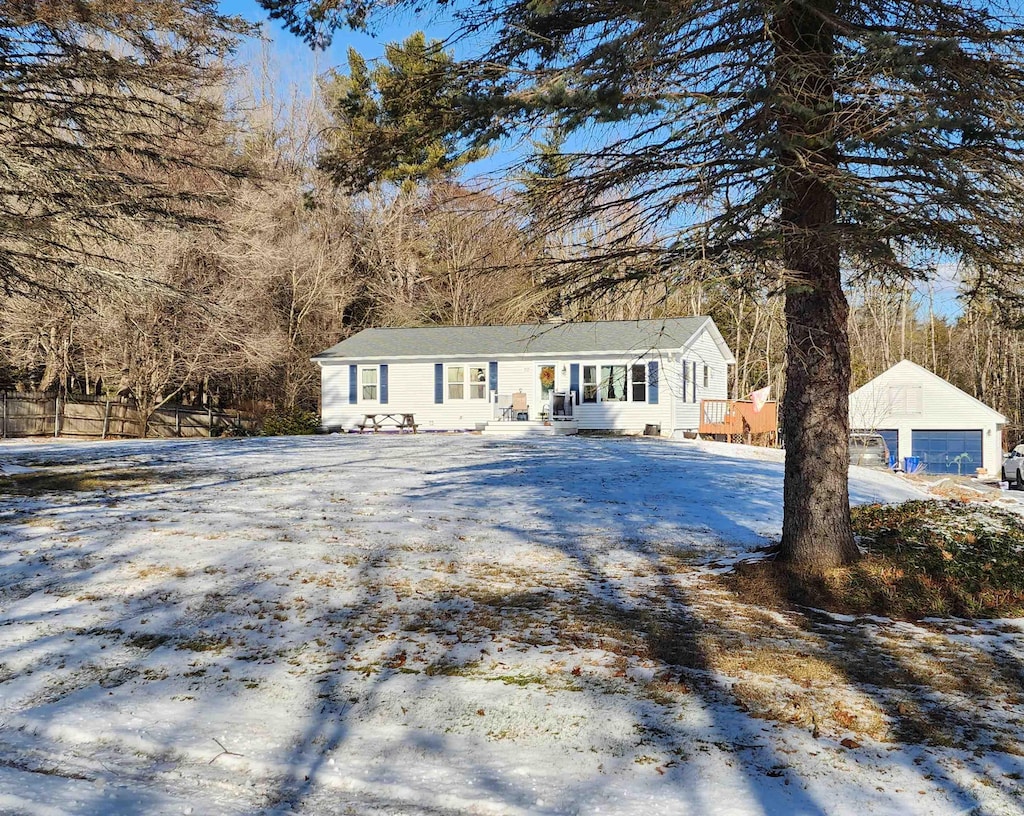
[219,0,449,88]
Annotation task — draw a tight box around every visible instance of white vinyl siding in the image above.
[672,328,730,434]
[322,361,497,430]
[321,358,680,433]
[570,356,671,432]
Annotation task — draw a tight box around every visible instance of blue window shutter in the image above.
[570,364,580,405]
[349,365,357,404]
[379,364,389,405]
[692,361,698,402]
[434,363,444,404]
[489,361,498,394]
[682,360,689,402]
[648,361,659,404]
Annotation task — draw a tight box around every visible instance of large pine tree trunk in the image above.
[774,0,859,570]
[779,192,859,568]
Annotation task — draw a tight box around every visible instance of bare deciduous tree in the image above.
[0,1,249,298]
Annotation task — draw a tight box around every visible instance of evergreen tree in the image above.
[265,0,1024,572]
[319,33,487,190]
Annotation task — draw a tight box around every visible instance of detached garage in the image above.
[849,360,1007,476]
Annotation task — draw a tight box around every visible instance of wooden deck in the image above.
[699,399,778,445]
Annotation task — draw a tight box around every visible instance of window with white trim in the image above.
[361,367,378,401]
[469,366,487,399]
[631,363,647,402]
[582,363,655,402]
[703,365,710,388]
[447,364,488,401]
[583,365,598,403]
[600,365,627,402]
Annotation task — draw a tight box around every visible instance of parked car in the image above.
[1002,444,1024,488]
[849,432,890,468]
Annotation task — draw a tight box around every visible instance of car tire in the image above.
[1017,470,1023,490]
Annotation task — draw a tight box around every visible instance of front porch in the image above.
[482,390,579,436]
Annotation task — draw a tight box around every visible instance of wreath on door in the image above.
[540,367,555,389]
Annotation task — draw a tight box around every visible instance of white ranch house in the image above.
[849,359,1007,476]
[313,317,735,436]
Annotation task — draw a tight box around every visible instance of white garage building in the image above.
[849,360,1007,476]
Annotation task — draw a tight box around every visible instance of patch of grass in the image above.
[493,673,562,688]
[715,647,843,686]
[176,635,234,653]
[729,501,1024,619]
[133,564,189,580]
[2,467,165,496]
[424,660,480,677]
[126,633,172,650]
[728,681,890,740]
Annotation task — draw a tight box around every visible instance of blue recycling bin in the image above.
[903,456,921,473]
[888,454,898,469]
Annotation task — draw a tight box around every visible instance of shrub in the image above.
[730,500,1024,619]
[260,409,321,436]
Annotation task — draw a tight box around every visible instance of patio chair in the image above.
[494,393,510,421]
[552,391,572,418]
[511,391,529,421]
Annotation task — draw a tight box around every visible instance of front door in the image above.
[536,364,556,419]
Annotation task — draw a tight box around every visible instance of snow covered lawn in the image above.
[0,434,1022,815]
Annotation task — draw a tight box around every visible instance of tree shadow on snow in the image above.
[1,434,1019,815]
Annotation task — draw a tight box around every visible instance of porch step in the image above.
[480,419,578,436]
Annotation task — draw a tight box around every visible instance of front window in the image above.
[631,364,647,402]
[600,365,627,402]
[361,367,378,401]
[470,366,487,400]
[583,366,598,403]
[447,365,465,400]
[447,364,487,401]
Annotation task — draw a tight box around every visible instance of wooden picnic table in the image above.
[358,413,418,433]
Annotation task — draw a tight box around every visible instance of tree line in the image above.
[2,22,1023,441]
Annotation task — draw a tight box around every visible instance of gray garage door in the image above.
[911,430,983,475]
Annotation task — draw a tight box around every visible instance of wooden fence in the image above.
[0,392,255,440]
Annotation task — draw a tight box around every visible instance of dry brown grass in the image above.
[715,647,843,686]
[728,502,1024,620]
[729,557,1024,620]
[2,467,167,496]
[131,564,189,580]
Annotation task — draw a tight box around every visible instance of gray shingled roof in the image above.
[312,317,712,360]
